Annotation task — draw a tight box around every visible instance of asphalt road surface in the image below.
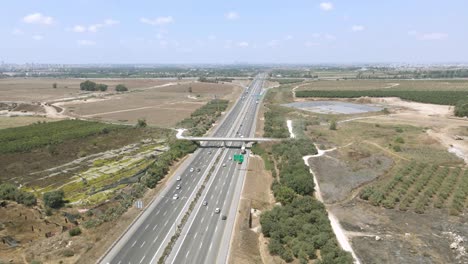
[100,74,266,264]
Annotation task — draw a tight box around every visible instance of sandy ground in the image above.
[360,97,468,165]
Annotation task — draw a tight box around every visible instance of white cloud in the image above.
[12,28,24,36]
[23,13,54,25]
[224,40,233,49]
[208,35,216,40]
[140,16,174,26]
[32,34,43,41]
[351,25,365,32]
[419,32,448,40]
[88,24,103,33]
[238,41,249,47]
[284,35,293,40]
[71,19,118,33]
[324,34,336,40]
[305,41,320,47]
[156,33,165,40]
[78,40,96,46]
[319,2,334,11]
[267,40,279,47]
[225,11,239,20]
[104,19,119,25]
[72,25,86,33]
[408,31,448,41]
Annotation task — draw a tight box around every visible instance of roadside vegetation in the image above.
[269,78,305,85]
[177,99,228,136]
[296,90,468,106]
[254,140,353,264]
[360,162,468,215]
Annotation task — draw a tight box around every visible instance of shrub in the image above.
[454,99,468,117]
[329,120,337,130]
[69,227,82,236]
[392,145,402,152]
[62,249,74,257]
[115,84,128,92]
[43,190,65,208]
[395,136,405,144]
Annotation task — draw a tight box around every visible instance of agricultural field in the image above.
[360,163,468,215]
[61,81,241,127]
[296,79,468,91]
[0,78,176,101]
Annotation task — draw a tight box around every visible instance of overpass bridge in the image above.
[176,129,280,152]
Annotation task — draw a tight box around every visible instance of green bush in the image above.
[68,227,82,236]
[62,249,74,257]
[0,183,37,206]
[43,190,65,209]
[115,84,128,92]
[454,99,468,117]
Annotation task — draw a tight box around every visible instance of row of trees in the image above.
[360,162,467,215]
[295,90,468,106]
[255,139,352,263]
[177,99,228,136]
[79,80,128,92]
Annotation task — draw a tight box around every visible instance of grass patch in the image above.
[0,120,124,154]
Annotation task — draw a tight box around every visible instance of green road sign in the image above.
[233,154,244,163]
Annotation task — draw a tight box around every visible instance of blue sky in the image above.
[1,0,467,64]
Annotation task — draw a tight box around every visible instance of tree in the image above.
[80,80,97,91]
[0,183,17,200]
[115,84,128,92]
[188,86,193,93]
[97,84,108,92]
[329,120,337,130]
[69,227,82,236]
[43,190,65,208]
[52,83,57,89]
[454,99,468,117]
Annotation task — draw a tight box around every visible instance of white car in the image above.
[189,168,194,172]
[215,208,220,214]
[176,184,181,190]
[229,157,232,160]
[176,176,181,181]
[202,201,208,206]
[173,194,179,200]
[222,163,226,167]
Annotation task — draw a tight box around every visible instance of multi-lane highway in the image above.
[167,74,264,264]
[100,74,265,264]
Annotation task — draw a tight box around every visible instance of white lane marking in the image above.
[194,232,198,239]
[205,226,209,232]
[140,241,146,248]
[117,260,122,264]
[139,255,146,264]
[153,224,158,231]
[163,210,167,216]
[210,194,214,199]
[215,225,218,233]
[201,216,205,223]
[145,224,149,230]
[164,219,169,226]
[153,235,159,243]
[185,250,190,259]
[199,241,203,249]
[156,209,161,215]
[209,242,213,252]
[131,240,137,248]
